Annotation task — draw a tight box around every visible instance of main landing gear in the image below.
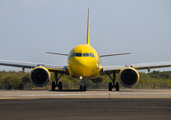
[106,71,119,91]
[79,77,86,91]
[52,72,63,91]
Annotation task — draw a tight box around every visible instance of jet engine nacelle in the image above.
[119,67,139,88]
[30,66,51,87]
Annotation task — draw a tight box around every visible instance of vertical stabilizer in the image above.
[87,8,90,44]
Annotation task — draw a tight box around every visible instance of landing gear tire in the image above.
[59,82,62,91]
[109,82,112,91]
[83,86,86,91]
[116,82,119,91]
[79,85,82,91]
[79,85,86,91]
[52,82,55,91]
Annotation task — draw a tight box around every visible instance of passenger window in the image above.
[83,53,89,57]
[90,53,95,57]
[75,53,82,57]
[70,53,75,57]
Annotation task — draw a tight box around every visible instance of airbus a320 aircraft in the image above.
[1,8,171,91]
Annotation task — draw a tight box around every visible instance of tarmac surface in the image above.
[0,89,171,99]
[0,89,171,120]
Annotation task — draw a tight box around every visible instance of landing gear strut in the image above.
[52,72,63,91]
[79,77,86,91]
[106,71,119,91]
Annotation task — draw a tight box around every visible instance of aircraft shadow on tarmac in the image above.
[49,89,134,92]
[49,89,85,92]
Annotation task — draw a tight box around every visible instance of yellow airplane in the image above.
[0,8,171,91]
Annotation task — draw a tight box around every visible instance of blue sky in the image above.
[0,0,171,71]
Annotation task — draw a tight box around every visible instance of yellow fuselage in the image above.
[67,44,102,78]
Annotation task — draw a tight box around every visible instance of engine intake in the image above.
[30,66,51,87]
[119,67,139,88]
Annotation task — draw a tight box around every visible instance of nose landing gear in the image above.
[79,76,87,91]
[79,85,86,91]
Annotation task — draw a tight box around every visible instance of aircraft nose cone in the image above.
[69,58,97,77]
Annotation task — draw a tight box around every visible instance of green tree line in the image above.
[0,70,171,89]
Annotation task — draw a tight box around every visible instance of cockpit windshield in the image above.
[83,53,89,57]
[75,53,82,57]
[70,53,95,57]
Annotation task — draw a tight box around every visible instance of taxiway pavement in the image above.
[0,89,171,99]
[0,89,171,120]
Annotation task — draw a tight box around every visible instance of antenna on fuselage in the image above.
[87,8,90,45]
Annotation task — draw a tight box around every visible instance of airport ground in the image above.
[0,89,171,120]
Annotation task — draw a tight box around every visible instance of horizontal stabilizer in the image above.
[46,52,68,56]
[100,52,131,57]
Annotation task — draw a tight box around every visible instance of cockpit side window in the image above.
[75,53,82,57]
[70,53,75,57]
[90,53,95,57]
[83,53,89,57]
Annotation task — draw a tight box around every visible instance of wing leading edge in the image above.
[102,61,171,74]
[0,60,68,72]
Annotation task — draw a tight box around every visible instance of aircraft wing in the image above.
[130,62,171,70]
[0,60,67,72]
[101,61,171,74]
